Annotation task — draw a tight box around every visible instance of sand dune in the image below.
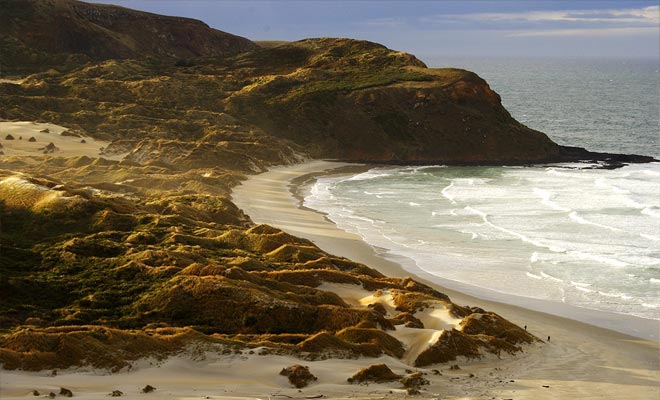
[0,121,122,160]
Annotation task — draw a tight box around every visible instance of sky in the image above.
[89,1,660,60]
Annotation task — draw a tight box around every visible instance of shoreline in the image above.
[234,160,659,341]
[232,159,660,399]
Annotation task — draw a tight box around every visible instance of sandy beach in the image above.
[231,160,660,399]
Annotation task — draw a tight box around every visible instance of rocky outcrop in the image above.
[279,365,317,388]
[347,363,402,384]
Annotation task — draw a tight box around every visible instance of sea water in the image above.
[303,58,660,325]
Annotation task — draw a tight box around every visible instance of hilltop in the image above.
[0,0,256,74]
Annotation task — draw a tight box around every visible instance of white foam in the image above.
[641,207,660,218]
[526,272,543,280]
[464,206,566,253]
[540,271,563,283]
[530,252,540,263]
[640,234,660,242]
[597,290,633,300]
[533,188,571,212]
[344,169,393,182]
[574,285,595,293]
[570,281,592,287]
[441,181,456,203]
[568,211,622,232]
[571,251,628,268]
[594,177,629,194]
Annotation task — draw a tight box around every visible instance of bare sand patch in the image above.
[0,121,123,160]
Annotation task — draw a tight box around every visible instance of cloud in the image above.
[425,5,659,26]
[363,17,405,28]
[508,27,660,38]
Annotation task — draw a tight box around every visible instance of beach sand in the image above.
[231,160,660,399]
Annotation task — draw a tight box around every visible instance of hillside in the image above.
[0,0,256,74]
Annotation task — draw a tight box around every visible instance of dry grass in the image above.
[347,363,402,384]
[0,326,222,371]
[335,327,405,358]
[414,329,482,367]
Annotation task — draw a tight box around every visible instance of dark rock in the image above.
[81,139,87,143]
[400,372,429,392]
[142,385,156,393]
[38,142,59,153]
[347,363,402,384]
[48,393,56,399]
[401,373,428,395]
[110,390,124,396]
[59,387,73,397]
[40,128,50,133]
[28,136,36,142]
[557,145,658,167]
[367,302,387,315]
[32,390,40,396]
[279,364,317,388]
[5,134,14,140]
[389,312,424,329]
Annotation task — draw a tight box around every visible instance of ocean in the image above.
[303,57,660,330]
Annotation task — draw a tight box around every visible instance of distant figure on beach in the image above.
[524,325,527,331]
[547,336,551,342]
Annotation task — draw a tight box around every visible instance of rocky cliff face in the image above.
[1,37,564,165]
[224,39,561,164]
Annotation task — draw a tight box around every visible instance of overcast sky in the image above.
[90,1,660,60]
